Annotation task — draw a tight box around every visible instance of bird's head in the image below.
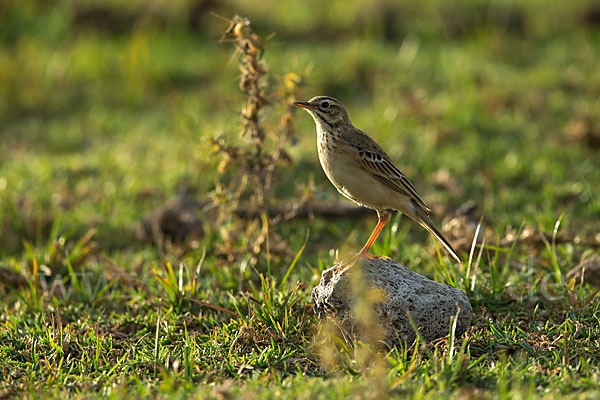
[293,96,350,128]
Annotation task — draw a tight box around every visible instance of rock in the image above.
[312,257,472,345]
[137,196,209,245]
[566,254,600,288]
[0,267,27,288]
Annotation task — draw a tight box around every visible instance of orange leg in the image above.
[357,211,389,258]
[334,211,389,268]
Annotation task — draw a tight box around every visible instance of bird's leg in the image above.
[334,211,389,268]
[357,211,389,258]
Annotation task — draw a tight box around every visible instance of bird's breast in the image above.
[317,133,369,205]
[316,127,409,212]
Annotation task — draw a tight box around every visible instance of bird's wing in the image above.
[350,136,432,215]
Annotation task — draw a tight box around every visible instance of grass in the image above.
[1,0,600,398]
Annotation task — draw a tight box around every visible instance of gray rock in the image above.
[312,257,472,345]
[138,196,209,245]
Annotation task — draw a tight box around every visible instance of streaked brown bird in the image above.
[294,96,461,264]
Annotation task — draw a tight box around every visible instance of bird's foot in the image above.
[333,253,362,273]
[364,253,388,260]
[333,251,388,273]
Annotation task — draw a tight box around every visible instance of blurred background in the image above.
[2,3,600,396]
[1,0,599,259]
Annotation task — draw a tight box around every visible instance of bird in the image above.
[294,96,461,264]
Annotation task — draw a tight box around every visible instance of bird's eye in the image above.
[321,101,330,109]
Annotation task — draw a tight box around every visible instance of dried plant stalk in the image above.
[212,15,302,265]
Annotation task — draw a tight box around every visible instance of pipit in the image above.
[294,96,461,264]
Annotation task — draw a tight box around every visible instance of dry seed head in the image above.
[232,16,250,37]
[240,35,263,56]
[284,72,303,92]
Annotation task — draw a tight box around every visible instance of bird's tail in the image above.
[411,208,462,264]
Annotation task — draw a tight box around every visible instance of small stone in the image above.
[567,254,600,288]
[137,196,209,245]
[312,257,472,345]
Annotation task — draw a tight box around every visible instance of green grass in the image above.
[1,0,600,398]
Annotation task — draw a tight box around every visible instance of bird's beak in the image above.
[293,101,311,109]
